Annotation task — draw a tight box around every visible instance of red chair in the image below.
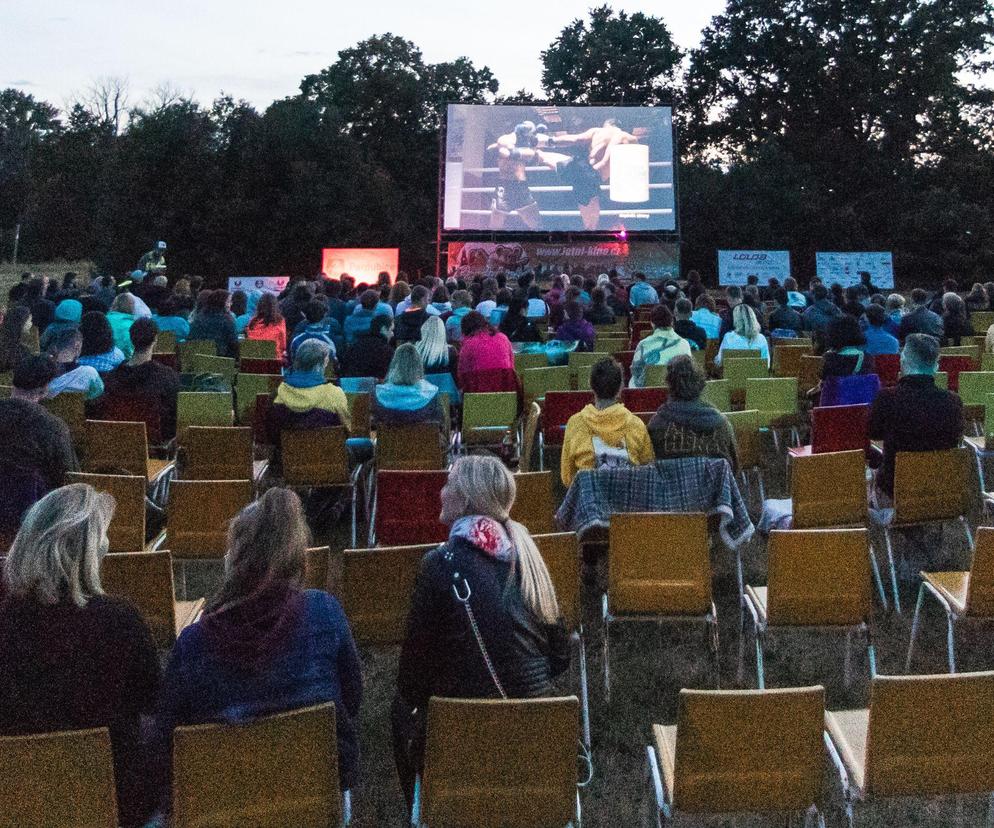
[629,322,653,350]
[239,358,284,375]
[939,355,976,392]
[789,404,870,458]
[615,350,636,383]
[252,393,274,445]
[96,393,165,445]
[152,352,178,371]
[873,353,900,387]
[540,390,593,472]
[621,386,667,414]
[373,470,448,546]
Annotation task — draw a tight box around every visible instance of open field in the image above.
[0,260,94,304]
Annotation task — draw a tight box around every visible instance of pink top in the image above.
[457,330,514,381]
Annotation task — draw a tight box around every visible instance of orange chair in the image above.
[509,471,556,534]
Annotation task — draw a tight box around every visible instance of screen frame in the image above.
[437,100,681,242]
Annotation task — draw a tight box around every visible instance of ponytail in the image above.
[506,519,560,625]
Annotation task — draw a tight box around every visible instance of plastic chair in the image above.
[873,353,900,387]
[66,472,146,552]
[519,402,541,473]
[345,392,371,438]
[938,355,975,392]
[178,339,217,372]
[568,350,609,385]
[956,371,994,431]
[522,365,571,405]
[621,386,667,414]
[940,344,980,362]
[603,513,718,700]
[414,697,580,828]
[725,409,764,502]
[701,379,731,412]
[460,392,518,449]
[508,471,556,534]
[176,391,234,444]
[973,311,994,332]
[819,373,881,407]
[154,330,177,354]
[825,672,994,827]
[190,353,237,383]
[789,404,870,457]
[42,391,87,450]
[798,354,825,393]
[646,686,826,827]
[906,527,994,673]
[0,727,118,827]
[84,419,174,483]
[376,423,445,470]
[303,545,331,592]
[540,390,593,469]
[234,373,281,425]
[339,543,434,644]
[371,470,448,546]
[282,427,358,546]
[182,426,261,482]
[742,529,876,688]
[172,703,346,828]
[101,550,203,649]
[882,448,975,613]
[239,337,278,360]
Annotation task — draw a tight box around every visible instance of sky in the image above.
[2,0,726,112]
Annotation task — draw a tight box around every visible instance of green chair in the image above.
[723,357,769,407]
[701,379,732,413]
[190,354,237,384]
[522,366,571,405]
[568,351,608,388]
[234,373,282,425]
[514,352,547,377]
[575,364,593,391]
[176,391,234,444]
[239,338,278,360]
[644,364,668,388]
[744,377,799,429]
[178,339,217,372]
[935,371,948,390]
[153,330,177,354]
[460,392,519,449]
[982,353,994,373]
[724,409,764,501]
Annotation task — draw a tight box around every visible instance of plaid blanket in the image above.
[555,457,755,549]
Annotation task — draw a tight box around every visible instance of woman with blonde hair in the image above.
[373,342,446,433]
[714,302,770,367]
[0,484,160,827]
[392,455,570,807]
[156,487,362,795]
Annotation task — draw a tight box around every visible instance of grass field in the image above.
[0,260,94,304]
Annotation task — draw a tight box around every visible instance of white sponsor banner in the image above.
[815,252,894,289]
[227,276,289,294]
[717,250,791,286]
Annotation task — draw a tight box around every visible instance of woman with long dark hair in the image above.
[0,304,33,372]
[77,311,125,373]
[245,292,288,359]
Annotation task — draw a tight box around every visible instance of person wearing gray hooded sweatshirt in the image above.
[647,355,739,473]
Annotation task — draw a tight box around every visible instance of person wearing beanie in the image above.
[39,299,83,351]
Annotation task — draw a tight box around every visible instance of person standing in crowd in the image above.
[802,283,842,336]
[156,488,362,797]
[691,295,722,340]
[137,240,168,274]
[392,455,570,809]
[555,300,596,351]
[863,304,901,356]
[715,304,770,368]
[188,289,239,359]
[245,292,288,360]
[672,298,707,350]
[499,295,543,343]
[648,355,738,471]
[0,304,34,372]
[0,484,160,827]
[340,314,394,379]
[628,272,659,307]
[768,288,804,336]
[941,292,974,346]
[561,357,653,486]
[630,305,692,388]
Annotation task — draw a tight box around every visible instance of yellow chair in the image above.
[345,392,371,438]
[518,401,541,473]
[724,409,764,502]
[773,344,812,378]
[744,376,799,436]
[460,391,518,448]
[0,727,118,827]
[101,550,203,649]
[178,338,217,372]
[234,372,282,425]
[66,471,146,553]
[825,672,994,826]
[522,365,571,405]
[701,378,731,412]
[42,391,87,450]
[414,697,580,828]
[509,471,556,534]
[882,448,974,613]
[338,543,434,645]
[376,422,445,470]
[603,513,718,700]
[182,426,264,483]
[84,419,174,484]
[172,703,345,828]
[238,337,278,360]
[906,527,994,673]
[742,529,876,688]
[176,391,234,444]
[647,686,826,827]
[304,545,331,592]
[723,357,770,407]
[190,353,237,383]
[799,354,824,394]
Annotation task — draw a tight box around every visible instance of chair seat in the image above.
[745,585,768,625]
[825,708,869,796]
[147,458,174,483]
[921,570,969,616]
[788,445,813,458]
[176,599,205,635]
[652,723,677,805]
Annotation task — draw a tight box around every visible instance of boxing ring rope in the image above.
[461,161,674,175]
[459,209,674,217]
[460,183,673,194]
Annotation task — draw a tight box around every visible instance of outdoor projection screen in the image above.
[443,104,675,233]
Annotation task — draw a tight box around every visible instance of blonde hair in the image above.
[3,484,115,607]
[208,488,311,614]
[386,342,425,386]
[415,315,449,370]
[110,293,135,315]
[732,303,761,341]
[445,455,560,624]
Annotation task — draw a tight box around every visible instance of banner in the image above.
[816,252,894,289]
[227,276,289,294]
[446,240,680,281]
[322,248,399,285]
[717,250,791,286]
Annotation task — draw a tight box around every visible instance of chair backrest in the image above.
[724,410,761,471]
[542,390,593,444]
[234,373,281,425]
[744,376,798,415]
[621,386,667,413]
[533,532,580,633]
[865,672,994,797]
[940,345,980,362]
[153,329,177,353]
[598,337,628,355]
[873,353,901,387]
[956,371,994,406]
[701,379,731,412]
[190,353,238,383]
[99,392,166,445]
[766,528,872,626]
[519,401,541,473]
[177,391,234,443]
[462,392,518,444]
[376,423,444,470]
[643,363,668,388]
[282,427,350,486]
[723,357,768,391]
[513,351,548,377]
[172,703,341,828]
[522,365,571,403]
[614,349,636,380]
[790,450,868,529]
[178,338,217,371]
[672,686,825,814]
[810,404,870,453]
[339,543,434,644]
[966,527,994,617]
[84,419,149,478]
[773,344,811,378]
[42,391,87,448]
[421,697,579,828]
[182,426,253,480]
[722,348,763,361]
[818,373,881,407]
[798,354,825,391]
[303,545,330,592]
[509,471,556,534]
[893,448,973,525]
[66,472,145,552]
[972,311,994,332]
[167,479,254,559]
[374,470,448,546]
[239,337,278,360]
[345,391,371,438]
[0,727,118,827]
[608,513,711,615]
[100,551,178,649]
[240,357,284,375]
[567,350,609,371]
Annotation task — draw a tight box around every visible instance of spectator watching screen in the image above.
[443,103,676,234]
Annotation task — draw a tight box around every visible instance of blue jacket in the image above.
[863,326,900,356]
[344,308,375,345]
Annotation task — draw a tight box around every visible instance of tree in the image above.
[541,6,682,104]
[75,76,130,135]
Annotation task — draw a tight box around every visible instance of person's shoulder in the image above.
[87,594,154,637]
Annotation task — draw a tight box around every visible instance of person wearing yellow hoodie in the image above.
[270,339,351,434]
[560,357,654,487]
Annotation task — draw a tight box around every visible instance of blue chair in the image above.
[819,373,881,407]
[425,371,461,405]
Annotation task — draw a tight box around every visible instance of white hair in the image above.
[415,316,449,371]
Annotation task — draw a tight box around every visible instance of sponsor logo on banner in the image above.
[717,250,790,286]
[227,276,289,294]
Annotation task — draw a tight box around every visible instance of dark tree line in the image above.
[2,2,993,286]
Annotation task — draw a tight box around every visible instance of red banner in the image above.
[322,248,399,284]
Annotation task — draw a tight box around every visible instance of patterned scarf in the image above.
[448,515,514,561]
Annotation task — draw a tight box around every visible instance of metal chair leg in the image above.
[962,515,974,548]
[867,627,878,679]
[868,543,889,611]
[883,529,902,613]
[946,612,958,673]
[843,628,852,688]
[576,632,591,750]
[905,582,927,672]
[708,609,721,689]
[601,595,611,703]
[756,468,766,503]
[755,628,766,690]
